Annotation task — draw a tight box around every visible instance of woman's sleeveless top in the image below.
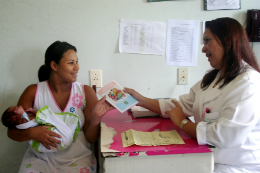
[34,81,86,129]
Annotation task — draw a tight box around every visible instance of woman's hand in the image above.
[91,96,114,125]
[123,87,145,106]
[25,107,37,116]
[28,125,61,150]
[165,100,186,128]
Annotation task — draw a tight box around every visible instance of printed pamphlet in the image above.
[97,81,138,113]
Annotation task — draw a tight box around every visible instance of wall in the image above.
[0,0,260,172]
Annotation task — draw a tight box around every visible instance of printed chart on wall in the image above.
[119,19,166,55]
[166,20,200,66]
[204,0,241,10]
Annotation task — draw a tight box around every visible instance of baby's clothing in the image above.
[21,112,30,122]
[16,119,38,129]
[16,105,80,153]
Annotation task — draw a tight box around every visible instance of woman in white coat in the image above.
[124,17,260,173]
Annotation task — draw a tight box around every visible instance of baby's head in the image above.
[1,106,26,128]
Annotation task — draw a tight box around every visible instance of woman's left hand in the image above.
[25,107,37,116]
[165,100,186,128]
[91,96,114,124]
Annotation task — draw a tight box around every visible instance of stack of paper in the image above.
[131,106,160,118]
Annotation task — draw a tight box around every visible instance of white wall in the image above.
[0,0,260,172]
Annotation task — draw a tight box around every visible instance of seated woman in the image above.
[2,105,81,153]
[7,41,113,173]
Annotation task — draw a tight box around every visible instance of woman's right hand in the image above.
[28,125,61,150]
[91,95,114,122]
[123,87,145,106]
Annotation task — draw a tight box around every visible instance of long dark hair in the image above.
[38,41,77,82]
[201,17,260,90]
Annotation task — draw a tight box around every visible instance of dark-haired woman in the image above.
[8,41,113,173]
[124,18,260,172]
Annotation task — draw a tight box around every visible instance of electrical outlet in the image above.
[178,67,188,85]
[89,70,102,87]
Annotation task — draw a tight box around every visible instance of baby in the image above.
[2,105,80,153]
[2,106,37,128]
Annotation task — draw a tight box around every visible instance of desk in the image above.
[100,109,214,173]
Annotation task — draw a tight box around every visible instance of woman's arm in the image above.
[83,85,99,143]
[124,88,198,139]
[8,84,36,141]
[123,88,161,114]
[7,84,61,149]
[83,85,114,143]
[166,100,198,139]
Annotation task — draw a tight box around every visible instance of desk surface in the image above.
[101,109,212,157]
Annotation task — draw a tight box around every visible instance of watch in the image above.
[180,119,189,130]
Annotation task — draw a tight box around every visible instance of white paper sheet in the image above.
[119,19,166,55]
[166,20,200,66]
[205,0,240,11]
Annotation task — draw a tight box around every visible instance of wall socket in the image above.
[89,70,102,87]
[178,67,188,85]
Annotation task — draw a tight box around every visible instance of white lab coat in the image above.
[159,66,260,173]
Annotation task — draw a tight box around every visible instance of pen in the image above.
[203,108,210,118]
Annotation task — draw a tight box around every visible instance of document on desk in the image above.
[121,129,185,147]
[165,20,200,66]
[119,19,166,55]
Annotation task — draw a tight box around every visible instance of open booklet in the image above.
[121,129,185,147]
[97,80,138,113]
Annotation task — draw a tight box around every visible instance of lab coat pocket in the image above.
[203,112,219,124]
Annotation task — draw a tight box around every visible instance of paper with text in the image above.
[119,19,166,55]
[205,0,240,10]
[166,20,200,66]
[121,129,185,147]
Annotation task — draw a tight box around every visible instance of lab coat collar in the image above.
[203,72,223,103]
[203,87,222,103]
